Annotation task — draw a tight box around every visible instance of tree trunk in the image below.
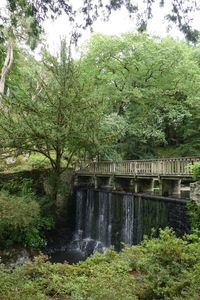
[51,151,62,202]
[0,40,14,100]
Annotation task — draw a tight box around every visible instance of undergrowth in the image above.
[0,228,200,300]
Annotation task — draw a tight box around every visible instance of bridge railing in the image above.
[77,157,200,176]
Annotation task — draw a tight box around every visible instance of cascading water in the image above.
[70,188,188,258]
[70,189,112,256]
[122,195,134,245]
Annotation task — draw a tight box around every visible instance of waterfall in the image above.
[121,195,134,245]
[71,188,188,257]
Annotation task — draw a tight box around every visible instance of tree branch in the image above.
[0,40,14,100]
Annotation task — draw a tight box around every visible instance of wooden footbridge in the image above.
[75,157,200,197]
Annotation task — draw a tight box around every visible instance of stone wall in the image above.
[0,169,48,194]
[0,168,75,224]
[190,181,200,206]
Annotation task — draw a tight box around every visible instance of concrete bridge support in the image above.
[113,178,154,193]
[75,175,189,197]
[74,175,93,187]
[161,179,181,196]
[114,177,133,191]
[134,179,154,194]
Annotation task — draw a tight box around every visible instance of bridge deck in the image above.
[76,157,200,178]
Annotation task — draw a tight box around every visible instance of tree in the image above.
[178,104,200,156]
[1,0,199,106]
[0,0,43,102]
[0,41,108,199]
[83,33,200,158]
[3,0,200,43]
[0,40,13,97]
[176,46,200,156]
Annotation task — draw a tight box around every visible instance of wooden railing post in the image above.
[76,157,200,176]
[113,161,116,173]
[130,161,133,174]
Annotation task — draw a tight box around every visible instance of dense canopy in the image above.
[0,33,200,164]
[1,0,200,44]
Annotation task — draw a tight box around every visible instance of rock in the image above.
[5,156,16,164]
[0,248,32,269]
[190,181,200,205]
[9,250,31,268]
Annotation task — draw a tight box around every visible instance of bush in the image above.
[190,162,200,180]
[187,200,200,234]
[0,190,44,248]
[0,228,200,300]
[0,178,54,249]
[0,179,54,248]
[121,228,200,299]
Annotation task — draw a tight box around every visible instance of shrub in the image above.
[190,162,200,180]
[121,228,200,299]
[187,200,200,235]
[1,229,200,300]
[0,190,44,248]
[0,179,54,249]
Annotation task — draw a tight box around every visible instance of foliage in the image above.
[84,33,200,159]
[3,0,200,43]
[27,153,49,168]
[90,113,127,159]
[187,200,200,232]
[190,162,200,180]
[3,153,50,172]
[0,152,57,173]
[0,190,42,248]
[0,32,199,167]
[0,1,42,49]
[0,228,200,299]
[0,179,53,248]
[0,31,199,172]
[122,228,200,299]
[0,41,110,199]
[177,101,200,156]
